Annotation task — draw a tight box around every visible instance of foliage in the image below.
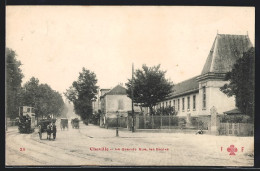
[126,64,173,114]
[64,68,98,121]
[220,115,252,123]
[90,111,101,125]
[20,77,65,118]
[60,104,69,118]
[6,48,24,119]
[220,47,255,118]
[154,106,177,116]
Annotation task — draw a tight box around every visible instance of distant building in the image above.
[92,88,101,114]
[157,34,253,117]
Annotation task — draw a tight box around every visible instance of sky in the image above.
[6,6,255,98]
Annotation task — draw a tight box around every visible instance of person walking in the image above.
[52,122,57,140]
[47,122,52,140]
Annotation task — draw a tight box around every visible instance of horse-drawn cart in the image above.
[60,118,68,130]
[71,118,80,129]
[38,119,56,140]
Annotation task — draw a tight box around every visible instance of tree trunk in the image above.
[149,106,154,115]
[149,106,154,129]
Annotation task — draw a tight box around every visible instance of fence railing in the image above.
[219,123,253,136]
[104,115,253,136]
[134,115,210,130]
[6,120,18,127]
[106,117,128,128]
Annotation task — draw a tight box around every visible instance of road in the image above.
[6,121,254,166]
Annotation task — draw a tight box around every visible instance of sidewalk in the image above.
[5,126,18,133]
[81,124,210,139]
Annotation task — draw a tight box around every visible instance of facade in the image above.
[92,88,101,114]
[157,34,253,117]
[99,84,134,126]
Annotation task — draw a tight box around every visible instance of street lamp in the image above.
[116,111,119,137]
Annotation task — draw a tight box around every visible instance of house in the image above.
[157,34,253,119]
[99,84,138,127]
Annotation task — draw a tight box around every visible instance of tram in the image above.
[18,106,36,133]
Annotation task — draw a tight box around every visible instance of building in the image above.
[99,84,136,127]
[92,88,102,114]
[157,34,253,118]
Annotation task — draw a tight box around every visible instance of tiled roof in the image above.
[103,85,127,96]
[201,34,253,75]
[167,76,199,99]
[224,108,242,115]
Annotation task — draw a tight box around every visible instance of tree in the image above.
[64,68,98,122]
[220,47,255,118]
[6,48,24,119]
[125,64,174,115]
[20,77,39,108]
[21,77,65,119]
[155,106,177,116]
[60,104,69,118]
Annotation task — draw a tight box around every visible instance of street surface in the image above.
[6,121,254,166]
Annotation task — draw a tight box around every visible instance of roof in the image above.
[100,88,110,91]
[201,34,253,75]
[163,34,252,99]
[101,85,127,97]
[224,108,243,115]
[167,75,199,98]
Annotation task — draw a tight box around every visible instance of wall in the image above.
[198,80,236,115]
[157,92,200,117]
[100,97,106,114]
[105,95,132,118]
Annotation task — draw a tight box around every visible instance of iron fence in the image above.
[135,115,209,130]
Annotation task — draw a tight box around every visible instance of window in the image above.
[162,102,164,109]
[203,86,206,109]
[166,102,168,107]
[182,98,185,111]
[118,99,124,110]
[177,99,180,111]
[193,95,196,110]
[169,101,171,107]
[187,96,190,110]
[173,100,175,108]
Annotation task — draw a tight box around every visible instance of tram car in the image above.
[71,118,80,129]
[38,118,56,140]
[60,118,68,130]
[18,106,36,133]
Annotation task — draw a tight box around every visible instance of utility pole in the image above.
[131,63,135,132]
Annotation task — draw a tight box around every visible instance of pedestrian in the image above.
[52,122,57,140]
[47,122,52,140]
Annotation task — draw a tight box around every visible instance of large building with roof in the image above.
[99,84,140,127]
[156,34,253,117]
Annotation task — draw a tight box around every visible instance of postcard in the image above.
[5,6,255,166]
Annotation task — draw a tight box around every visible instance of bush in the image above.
[220,115,251,123]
